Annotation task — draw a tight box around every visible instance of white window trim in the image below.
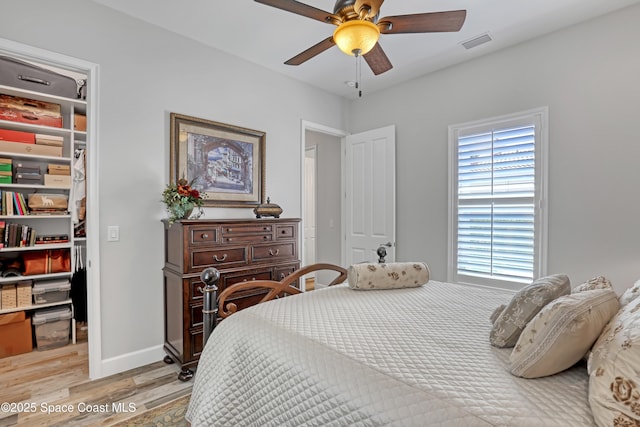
[447,107,549,290]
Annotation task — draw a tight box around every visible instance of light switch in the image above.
[107,225,120,242]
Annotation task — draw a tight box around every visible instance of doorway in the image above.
[0,38,101,379]
[301,122,346,289]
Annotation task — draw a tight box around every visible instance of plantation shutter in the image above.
[456,124,536,283]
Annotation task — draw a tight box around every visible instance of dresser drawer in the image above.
[189,227,218,245]
[274,263,300,282]
[221,269,273,291]
[221,223,273,235]
[251,242,296,263]
[275,224,296,240]
[191,247,247,271]
[221,234,272,244]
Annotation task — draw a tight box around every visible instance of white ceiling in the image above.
[90,0,639,99]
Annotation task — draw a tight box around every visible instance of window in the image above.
[448,108,548,288]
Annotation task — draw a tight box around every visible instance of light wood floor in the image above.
[0,342,192,426]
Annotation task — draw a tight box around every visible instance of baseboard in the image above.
[99,344,166,378]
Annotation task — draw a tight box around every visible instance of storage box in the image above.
[16,280,32,307]
[48,164,70,175]
[14,172,43,185]
[0,311,32,357]
[74,114,86,132]
[28,193,68,211]
[0,94,62,128]
[32,279,71,305]
[0,128,35,144]
[35,134,64,147]
[14,160,40,174]
[0,175,11,184]
[44,174,70,187]
[32,306,71,351]
[0,140,62,157]
[1,284,16,309]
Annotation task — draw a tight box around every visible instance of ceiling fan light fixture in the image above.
[333,20,380,56]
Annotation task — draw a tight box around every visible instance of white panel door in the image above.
[344,125,396,266]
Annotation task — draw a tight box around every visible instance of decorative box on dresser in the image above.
[162,218,301,380]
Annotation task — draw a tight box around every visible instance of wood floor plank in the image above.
[0,341,193,426]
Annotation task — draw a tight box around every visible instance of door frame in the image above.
[0,38,103,379]
[300,121,348,277]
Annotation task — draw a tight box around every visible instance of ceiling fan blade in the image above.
[354,0,384,19]
[378,10,467,34]
[254,0,338,24]
[285,37,336,66]
[363,43,393,75]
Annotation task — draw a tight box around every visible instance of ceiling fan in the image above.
[255,0,467,75]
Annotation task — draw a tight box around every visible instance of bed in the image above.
[186,270,600,426]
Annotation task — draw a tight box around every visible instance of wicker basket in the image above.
[1,284,17,309]
[16,280,33,307]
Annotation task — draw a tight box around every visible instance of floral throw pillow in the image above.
[348,262,430,290]
[490,274,570,348]
[572,276,612,293]
[509,289,619,378]
[588,297,640,426]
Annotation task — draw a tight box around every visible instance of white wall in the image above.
[0,0,347,373]
[346,4,640,294]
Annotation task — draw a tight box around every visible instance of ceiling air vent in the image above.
[461,33,493,50]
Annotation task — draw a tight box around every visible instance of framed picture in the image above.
[170,113,265,208]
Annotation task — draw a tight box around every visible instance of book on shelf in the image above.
[0,191,30,216]
[35,234,69,245]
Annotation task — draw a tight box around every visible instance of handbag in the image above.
[22,249,71,275]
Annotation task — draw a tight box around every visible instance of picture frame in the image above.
[169,113,265,208]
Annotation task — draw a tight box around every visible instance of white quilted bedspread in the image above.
[186,281,595,426]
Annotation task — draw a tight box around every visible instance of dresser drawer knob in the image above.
[227,228,232,232]
[264,227,269,231]
[213,254,228,262]
[281,230,287,234]
[227,238,233,242]
[268,249,280,256]
[201,233,209,239]
[263,235,269,240]
[242,277,257,282]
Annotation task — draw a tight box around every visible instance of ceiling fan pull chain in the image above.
[357,53,363,98]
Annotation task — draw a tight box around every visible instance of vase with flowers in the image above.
[162,178,204,224]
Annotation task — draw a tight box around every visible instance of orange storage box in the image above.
[0,311,33,358]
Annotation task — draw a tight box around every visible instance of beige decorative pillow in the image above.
[489,304,506,324]
[347,262,429,290]
[572,275,612,293]
[619,279,640,308]
[588,297,640,426]
[509,289,619,379]
[490,274,570,348]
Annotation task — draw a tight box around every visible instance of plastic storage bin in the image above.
[32,306,71,350]
[32,280,71,305]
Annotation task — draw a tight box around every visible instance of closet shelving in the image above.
[0,83,85,316]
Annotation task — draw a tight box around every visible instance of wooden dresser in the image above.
[162,218,301,380]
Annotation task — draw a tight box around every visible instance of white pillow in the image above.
[619,279,640,308]
[588,297,640,426]
[509,289,619,378]
[490,274,570,348]
[347,262,430,290]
